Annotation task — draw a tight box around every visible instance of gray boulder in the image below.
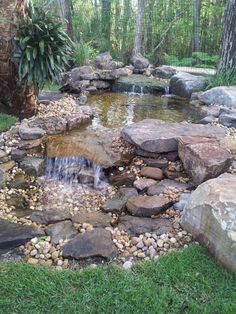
[152,66,176,79]
[94,52,116,70]
[219,113,236,128]
[199,86,236,108]
[131,53,149,69]
[30,209,71,225]
[19,157,44,177]
[19,125,45,140]
[170,72,206,98]
[70,66,98,81]
[181,173,236,272]
[45,221,77,244]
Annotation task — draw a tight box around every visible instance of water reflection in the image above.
[88,92,199,129]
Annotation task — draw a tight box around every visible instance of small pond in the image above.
[88,92,200,129]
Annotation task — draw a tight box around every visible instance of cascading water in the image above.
[44,156,107,189]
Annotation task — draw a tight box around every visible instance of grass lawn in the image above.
[0,113,18,132]
[0,245,235,314]
[43,82,60,91]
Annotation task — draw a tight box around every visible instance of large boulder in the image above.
[0,219,44,251]
[97,70,120,81]
[94,52,116,70]
[181,173,236,272]
[170,72,206,98]
[121,119,225,154]
[19,125,45,140]
[62,228,118,260]
[19,157,44,177]
[28,116,68,135]
[70,66,98,81]
[131,53,149,70]
[219,113,236,128]
[178,136,232,185]
[199,86,236,108]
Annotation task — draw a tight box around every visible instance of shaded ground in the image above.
[0,246,235,314]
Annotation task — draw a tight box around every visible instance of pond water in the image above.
[88,92,200,129]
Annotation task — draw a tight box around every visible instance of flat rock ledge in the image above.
[121,119,225,154]
[62,228,118,260]
[181,173,236,272]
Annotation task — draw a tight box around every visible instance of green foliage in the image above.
[13,1,72,91]
[43,81,60,91]
[205,69,236,90]
[72,41,98,66]
[192,52,219,66]
[0,114,18,132]
[164,52,218,68]
[0,246,235,313]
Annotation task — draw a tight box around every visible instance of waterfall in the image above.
[44,156,106,189]
[140,86,144,95]
[165,86,170,95]
[131,85,136,94]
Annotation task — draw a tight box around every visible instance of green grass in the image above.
[42,81,60,91]
[0,113,18,132]
[0,246,235,314]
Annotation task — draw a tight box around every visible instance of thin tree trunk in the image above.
[122,0,131,51]
[133,0,146,55]
[192,0,202,52]
[101,0,111,46]
[218,0,236,74]
[57,0,74,40]
[0,0,37,118]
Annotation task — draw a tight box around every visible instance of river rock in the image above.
[0,149,8,162]
[71,211,112,228]
[19,157,44,177]
[143,158,168,169]
[198,116,218,125]
[30,209,71,225]
[116,67,133,77]
[118,216,172,236]
[121,119,225,154]
[101,187,138,214]
[147,179,191,196]
[178,136,232,185]
[70,66,98,81]
[140,167,163,180]
[19,125,45,140]
[181,173,236,272]
[133,178,156,192]
[28,116,67,135]
[127,195,172,217]
[91,80,110,89]
[199,86,236,108]
[97,70,119,80]
[45,221,77,244]
[199,105,221,118]
[109,172,136,187]
[0,169,5,188]
[152,66,176,79]
[62,228,118,260]
[131,53,149,69]
[220,138,236,155]
[94,52,116,70]
[219,113,236,128]
[11,149,26,160]
[0,219,44,250]
[170,72,206,98]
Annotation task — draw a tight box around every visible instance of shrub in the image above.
[205,69,236,89]
[72,41,98,66]
[13,1,72,92]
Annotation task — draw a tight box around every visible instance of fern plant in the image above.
[13,1,73,92]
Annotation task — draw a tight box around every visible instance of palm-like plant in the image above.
[14,1,73,93]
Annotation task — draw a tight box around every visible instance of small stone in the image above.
[123,261,133,270]
[30,249,37,256]
[28,257,39,265]
[51,251,59,260]
[170,237,177,244]
[137,252,145,258]
[157,239,164,248]
[140,167,163,180]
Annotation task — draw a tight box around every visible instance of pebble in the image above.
[27,258,38,265]
[123,261,133,270]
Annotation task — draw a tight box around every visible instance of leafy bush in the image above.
[192,52,219,66]
[13,1,72,91]
[205,69,236,89]
[72,41,98,66]
[164,52,218,68]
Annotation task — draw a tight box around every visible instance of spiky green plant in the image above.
[205,69,236,90]
[13,1,73,92]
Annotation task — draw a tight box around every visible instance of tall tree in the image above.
[218,0,236,73]
[133,0,146,55]
[57,0,74,40]
[122,0,131,51]
[0,0,37,117]
[101,0,111,47]
[192,0,202,52]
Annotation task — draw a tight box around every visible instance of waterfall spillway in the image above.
[45,156,106,189]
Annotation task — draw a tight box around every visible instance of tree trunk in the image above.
[192,0,202,52]
[57,0,74,40]
[122,0,131,51]
[218,0,236,74]
[133,0,146,55]
[101,0,111,47]
[0,0,37,118]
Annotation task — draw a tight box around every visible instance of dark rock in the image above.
[162,151,179,162]
[131,53,149,69]
[97,70,119,81]
[170,72,206,98]
[70,66,98,81]
[118,216,172,236]
[147,179,191,196]
[109,172,136,187]
[6,193,28,211]
[62,228,118,260]
[17,138,45,151]
[178,136,232,185]
[86,86,98,95]
[140,166,163,180]
[0,219,44,250]
[79,95,88,105]
[219,113,236,128]
[198,116,218,124]
[91,80,110,89]
[152,66,176,79]
[101,187,138,214]
[164,169,188,180]
[121,119,225,154]
[71,211,112,228]
[127,195,172,217]
[143,158,168,169]
[30,209,71,225]
[19,125,45,140]
[11,149,26,161]
[45,221,77,244]
[38,91,63,104]
[0,169,5,188]
[19,157,44,177]
[133,178,156,192]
